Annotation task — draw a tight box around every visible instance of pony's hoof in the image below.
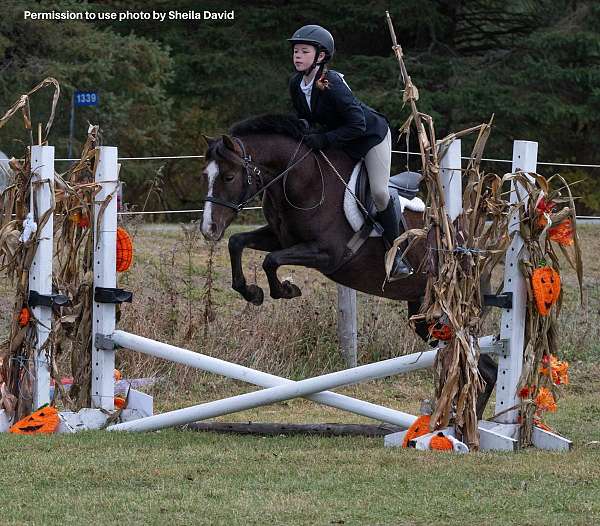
[281,280,302,299]
[246,284,264,306]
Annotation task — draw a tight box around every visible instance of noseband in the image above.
[203,137,263,213]
[203,137,312,213]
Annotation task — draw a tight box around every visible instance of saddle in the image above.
[355,162,423,222]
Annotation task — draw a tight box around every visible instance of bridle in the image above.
[203,136,312,213]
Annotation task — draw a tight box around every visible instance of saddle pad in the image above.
[343,162,426,237]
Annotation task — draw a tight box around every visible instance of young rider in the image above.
[288,24,412,280]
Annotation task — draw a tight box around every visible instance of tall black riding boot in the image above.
[376,196,413,280]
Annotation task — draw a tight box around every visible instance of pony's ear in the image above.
[201,134,215,147]
[222,134,238,152]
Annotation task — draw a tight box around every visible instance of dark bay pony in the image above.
[200,114,496,416]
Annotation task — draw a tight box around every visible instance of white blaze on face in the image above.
[202,160,219,236]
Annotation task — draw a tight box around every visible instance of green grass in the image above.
[1,425,599,525]
[1,373,598,525]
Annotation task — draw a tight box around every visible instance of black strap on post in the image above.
[483,292,513,309]
[28,290,70,308]
[94,287,133,304]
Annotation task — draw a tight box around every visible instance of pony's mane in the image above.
[229,113,308,140]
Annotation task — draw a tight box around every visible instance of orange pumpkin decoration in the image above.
[9,405,59,435]
[531,266,561,316]
[18,307,30,327]
[428,322,453,341]
[402,415,431,447]
[116,226,133,272]
[114,396,127,409]
[548,219,574,246]
[430,433,454,451]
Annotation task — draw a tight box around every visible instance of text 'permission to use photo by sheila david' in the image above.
[23,10,236,22]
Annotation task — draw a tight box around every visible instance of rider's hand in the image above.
[304,133,329,151]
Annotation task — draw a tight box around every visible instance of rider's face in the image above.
[293,44,324,73]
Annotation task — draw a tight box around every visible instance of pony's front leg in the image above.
[228,225,282,306]
[262,242,333,299]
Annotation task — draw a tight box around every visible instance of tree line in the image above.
[1,0,598,213]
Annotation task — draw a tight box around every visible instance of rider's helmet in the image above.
[288,25,335,62]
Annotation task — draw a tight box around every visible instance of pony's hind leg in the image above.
[228,225,281,306]
[262,242,333,299]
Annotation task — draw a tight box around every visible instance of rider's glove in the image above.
[304,133,329,151]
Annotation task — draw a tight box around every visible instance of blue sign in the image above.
[74,91,98,107]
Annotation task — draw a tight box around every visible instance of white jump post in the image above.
[483,140,570,449]
[495,141,536,423]
[30,145,54,409]
[91,146,119,410]
[440,139,462,222]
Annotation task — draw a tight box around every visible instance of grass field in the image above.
[1,222,599,525]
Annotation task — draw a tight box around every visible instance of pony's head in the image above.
[200,114,309,241]
[200,134,250,242]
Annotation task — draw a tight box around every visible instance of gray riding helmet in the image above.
[288,25,335,60]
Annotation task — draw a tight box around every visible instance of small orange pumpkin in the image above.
[18,307,30,327]
[114,396,127,409]
[9,405,59,435]
[428,322,453,341]
[430,433,454,451]
[116,226,133,272]
[402,415,431,447]
[531,266,561,316]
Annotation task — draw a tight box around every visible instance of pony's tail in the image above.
[315,63,330,90]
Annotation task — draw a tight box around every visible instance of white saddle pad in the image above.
[343,162,425,237]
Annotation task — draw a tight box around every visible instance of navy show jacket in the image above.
[289,69,390,160]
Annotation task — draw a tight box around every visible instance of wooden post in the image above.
[337,285,357,367]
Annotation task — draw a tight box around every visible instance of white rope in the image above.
[48,151,600,170]
[118,206,263,216]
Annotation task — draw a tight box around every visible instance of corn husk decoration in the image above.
[385,13,582,449]
[511,173,582,446]
[0,79,109,420]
